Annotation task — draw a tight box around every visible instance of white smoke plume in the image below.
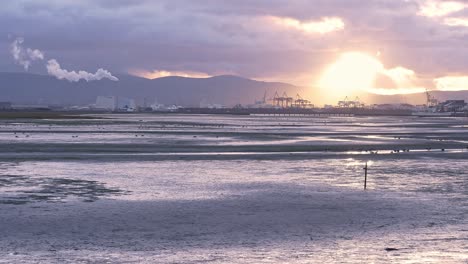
[46,59,119,82]
[10,37,119,82]
[10,38,44,70]
[27,48,45,60]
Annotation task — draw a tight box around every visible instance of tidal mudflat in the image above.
[0,114,466,263]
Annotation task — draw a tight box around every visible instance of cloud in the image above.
[418,1,468,29]
[434,76,468,91]
[46,59,119,82]
[367,87,427,95]
[10,38,44,70]
[371,66,428,95]
[2,1,468,89]
[269,16,345,34]
[418,0,466,17]
[382,66,416,85]
[443,17,468,26]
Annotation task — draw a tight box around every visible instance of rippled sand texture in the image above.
[0,114,466,263]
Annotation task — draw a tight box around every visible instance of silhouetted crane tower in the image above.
[425,89,438,108]
[273,92,293,108]
[338,96,364,108]
[272,92,313,108]
[254,90,268,106]
[292,94,314,108]
[262,90,267,104]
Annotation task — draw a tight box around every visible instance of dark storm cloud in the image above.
[2,0,468,86]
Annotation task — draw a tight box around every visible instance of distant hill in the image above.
[0,72,303,106]
[0,72,467,106]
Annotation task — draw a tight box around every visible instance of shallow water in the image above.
[0,114,466,263]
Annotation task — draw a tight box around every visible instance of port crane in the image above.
[292,94,314,108]
[273,92,293,108]
[272,92,313,108]
[338,96,364,108]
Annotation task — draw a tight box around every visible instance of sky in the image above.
[2,0,468,96]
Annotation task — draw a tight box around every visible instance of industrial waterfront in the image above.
[3,88,467,118]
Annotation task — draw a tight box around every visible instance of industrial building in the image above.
[95,96,137,112]
[117,97,137,112]
[95,96,117,111]
[437,100,467,112]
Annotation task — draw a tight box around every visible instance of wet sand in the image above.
[0,114,466,263]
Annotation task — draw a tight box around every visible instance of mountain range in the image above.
[0,72,302,106]
[1,72,467,106]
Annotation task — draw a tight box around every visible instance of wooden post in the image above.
[363,162,368,190]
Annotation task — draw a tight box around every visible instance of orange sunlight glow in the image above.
[318,52,427,98]
[319,52,383,94]
[434,76,468,91]
[366,87,427,95]
[129,69,211,79]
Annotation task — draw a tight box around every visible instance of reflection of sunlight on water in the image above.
[0,114,467,263]
[0,158,466,263]
[344,158,368,167]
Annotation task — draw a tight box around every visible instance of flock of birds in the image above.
[3,122,468,154]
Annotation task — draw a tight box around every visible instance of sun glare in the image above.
[319,52,383,96]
